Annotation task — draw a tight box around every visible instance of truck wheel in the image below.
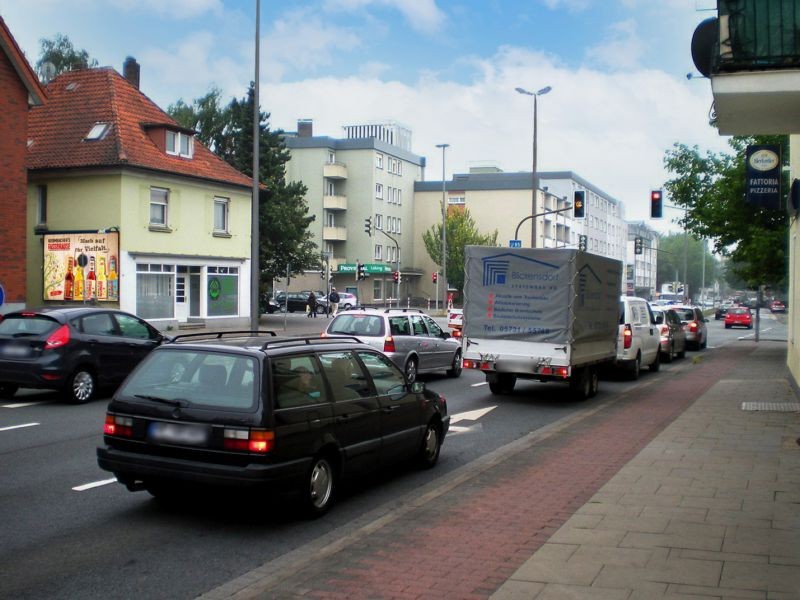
[488,373,515,395]
[588,368,599,398]
[570,368,591,401]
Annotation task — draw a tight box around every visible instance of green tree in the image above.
[423,209,498,292]
[663,135,788,289]
[169,83,320,288]
[36,34,98,79]
[655,233,719,298]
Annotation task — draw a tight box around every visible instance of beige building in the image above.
[626,221,659,299]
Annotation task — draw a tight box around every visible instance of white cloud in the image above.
[323,0,446,34]
[586,19,646,71]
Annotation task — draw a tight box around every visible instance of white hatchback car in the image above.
[616,296,661,379]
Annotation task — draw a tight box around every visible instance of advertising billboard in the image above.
[43,232,120,302]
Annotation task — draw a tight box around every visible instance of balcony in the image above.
[323,195,348,211]
[696,0,800,134]
[322,226,347,241]
[323,162,348,180]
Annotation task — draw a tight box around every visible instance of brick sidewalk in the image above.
[201,343,769,599]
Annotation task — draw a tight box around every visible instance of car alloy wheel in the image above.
[418,422,441,468]
[446,352,462,378]
[404,357,417,383]
[304,456,335,517]
[68,369,96,404]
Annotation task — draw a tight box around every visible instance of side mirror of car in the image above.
[410,381,425,394]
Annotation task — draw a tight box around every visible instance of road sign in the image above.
[0,283,4,307]
[509,239,522,248]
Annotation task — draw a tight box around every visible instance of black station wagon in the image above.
[97,332,449,516]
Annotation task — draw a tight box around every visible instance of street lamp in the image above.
[515,85,551,248]
[436,143,449,311]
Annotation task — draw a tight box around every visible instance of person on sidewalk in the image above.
[307,291,317,318]
[328,288,340,317]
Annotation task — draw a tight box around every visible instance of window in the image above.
[327,151,335,164]
[36,185,47,226]
[374,244,382,260]
[273,355,326,409]
[326,212,335,227]
[373,279,382,300]
[375,214,383,230]
[213,197,229,233]
[85,122,110,141]
[207,266,239,316]
[319,351,372,402]
[375,183,383,199]
[115,314,154,340]
[397,189,402,206]
[166,131,193,158]
[448,196,465,205]
[81,313,116,336]
[136,263,175,319]
[375,153,384,169]
[358,351,405,396]
[397,218,402,234]
[149,188,169,227]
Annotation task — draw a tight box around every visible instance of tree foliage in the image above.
[423,209,498,292]
[655,233,719,297]
[36,34,98,79]
[169,84,320,288]
[662,135,788,289]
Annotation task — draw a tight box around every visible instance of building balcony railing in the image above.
[322,226,347,241]
[323,162,348,180]
[323,195,347,210]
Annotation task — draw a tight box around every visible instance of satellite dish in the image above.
[691,17,717,78]
[40,61,56,84]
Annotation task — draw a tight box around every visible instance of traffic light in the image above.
[356,261,366,281]
[650,190,663,219]
[573,190,586,219]
[364,216,372,236]
[393,271,399,283]
[578,234,587,251]
[432,272,438,284]
[634,236,643,255]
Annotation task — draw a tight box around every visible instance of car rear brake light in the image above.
[45,324,70,349]
[452,329,462,338]
[223,428,274,454]
[688,321,698,333]
[623,324,632,349]
[660,325,669,336]
[383,336,396,353]
[104,414,133,437]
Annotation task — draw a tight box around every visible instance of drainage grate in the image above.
[741,402,800,412]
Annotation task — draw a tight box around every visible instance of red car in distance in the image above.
[770,300,786,313]
[725,307,753,329]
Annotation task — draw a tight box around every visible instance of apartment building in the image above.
[284,120,425,304]
[626,221,659,299]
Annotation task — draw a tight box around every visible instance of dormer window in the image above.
[86,123,110,141]
[166,130,193,158]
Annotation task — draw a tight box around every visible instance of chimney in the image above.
[123,56,140,89]
[298,119,313,137]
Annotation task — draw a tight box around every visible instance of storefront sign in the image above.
[43,232,120,302]
[746,145,781,210]
[337,263,393,274]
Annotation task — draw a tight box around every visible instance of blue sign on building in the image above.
[509,239,522,248]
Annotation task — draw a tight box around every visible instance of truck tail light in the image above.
[223,428,274,454]
[623,324,632,349]
[45,324,70,349]
[104,414,133,437]
[383,336,396,353]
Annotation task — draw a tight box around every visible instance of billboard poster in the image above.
[43,232,120,302]
[746,144,781,210]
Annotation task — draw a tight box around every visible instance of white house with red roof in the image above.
[26,58,254,328]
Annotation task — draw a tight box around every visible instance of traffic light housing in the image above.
[578,234,587,251]
[432,272,438,284]
[364,216,372,236]
[573,190,586,219]
[393,271,399,283]
[650,190,663,219]
[356,261,366,281]
[634,236,643,255]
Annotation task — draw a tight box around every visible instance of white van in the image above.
[616,296,661,379]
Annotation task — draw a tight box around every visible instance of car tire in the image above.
[66,368,96,404]
[446,352,462,378]
[725,324,731,329]
[316,305,326,315]
[404,357,418,384]
[628,355,641,380]
[0,383,19,399]
[649,350,660,372]
[303,455,335,518]
[677,345,686,359]
[663,342,674,363]
[488,373,516,395]
[417,420,442,469]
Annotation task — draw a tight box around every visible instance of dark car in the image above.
[97,333,449,516]
[275,291,322,313]
[0,307,165,403]
[651,307,687,362]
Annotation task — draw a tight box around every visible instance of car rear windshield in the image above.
[728,307,748,315]
[673,309,695,321]
[652,311,664,324]
[0,315,60,337]
[117,349,258,410]
[328,314,385,337]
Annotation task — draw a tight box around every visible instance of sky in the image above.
[1,0,729,233]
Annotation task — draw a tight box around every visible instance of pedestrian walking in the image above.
[328,287,340,316]
[307,291,317,318]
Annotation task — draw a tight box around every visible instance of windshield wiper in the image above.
[134,394,187,407]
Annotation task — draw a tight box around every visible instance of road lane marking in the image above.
[0,422,40,432]
[471,381,487,387]
[451,405,496,424]
[3,401,52,408]
[73,478,117,491]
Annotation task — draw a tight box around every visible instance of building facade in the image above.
[626,221,659,299]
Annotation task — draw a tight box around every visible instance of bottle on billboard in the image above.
[86,256,97,300]
[108,255,119,301]
[74,261,85,301]
[64,256,75,300]
[96,256,107,300]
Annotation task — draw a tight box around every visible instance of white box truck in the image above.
[461,247,622,400]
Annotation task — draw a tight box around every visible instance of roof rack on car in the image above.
[382,308,424,314]
[168,330,277,343]
[258,334,361,351]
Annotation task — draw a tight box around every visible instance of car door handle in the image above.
[336,414,351,422]
[382,405,397,413]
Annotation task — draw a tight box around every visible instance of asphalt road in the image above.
[0,311,787,599]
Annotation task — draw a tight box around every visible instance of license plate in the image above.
[1,345,30,358]
[148,422,210,446]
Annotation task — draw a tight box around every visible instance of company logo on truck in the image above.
[481,253,559,287]
[576,264,601,307]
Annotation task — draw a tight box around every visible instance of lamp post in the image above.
[436,143,449,311]
[250,0,261,331]
[515,85,551,248]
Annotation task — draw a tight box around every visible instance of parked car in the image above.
[670,305,708,350]
[329,292,358,310]
[0,307,165,403]
[651,307,687,363]
[323,308,461,382]
[770,300,786,313]
[260,295,280,314]
[615,296,661,379]
[96,333,449,516]
[725,306,753,329]
[275,292,312,313]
